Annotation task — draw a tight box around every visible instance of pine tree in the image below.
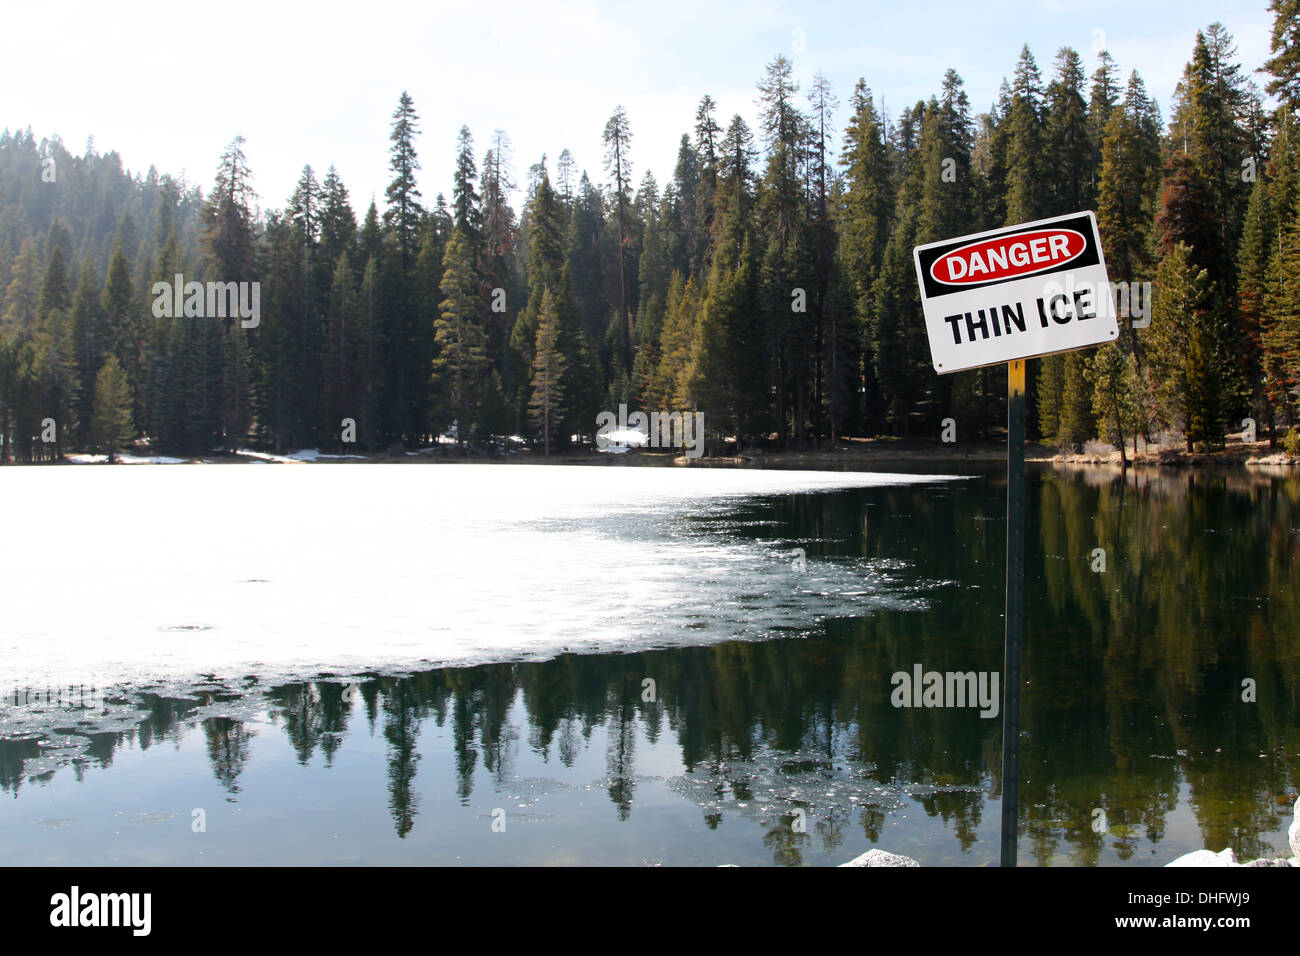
[603,106,634,371]
[694,96,722,274]
[637,178,673,311]
[284,165,326,445]
[384,92,424,268]
[821,247,860,441]
[1099,73,1162,282]
[70,251,101,445]
[1181,24,1252,279]
[1057,350,1096,451]
[756,55,814,444]
[805,70,839,444]
[452,126,482,243]
[632,292,664,408]
[200,136,258,450]
[201,137,257,278]
[566,172,608,354]
[412,220,445,426]
[38,242,70,319]
[321,251,360,447]
[528,288,566,456]
[288,165,321,248]
[552,266,600,442]
[320,164,358,269]
[694,239,765,449]
[839,80,893,283]
[669,136,699,281]
[757,55,807,250]
[1036,354,1064,443]
[2,239,42,331]
[147,229,188,452]
[89,353,134,462]
[358,255,382,447]
[1260,4,1300,432]
[481,129,517,292]
[432,228,488,448]
[715,116,758,256]
[1087,50,1121,206]
[512,168,567,423]
[1087,343,1142,464]
[870,195,926,437]
[653,272,703,412]
[254,212,303,452]
[380,95,429,446]
[838,80,894,433]
[1149,241,1217,449]
[1264,0,1300,111]
[359,201,383,264]
[481,130,519,385]
[1094,74,1162,443]
[1237,174,1277,437]
[1263,204,1300,428]
[919,73,975,247]
[1043,48,1090,216]
[1003,45,1046,225]
[916,74,983,431]
[31,247,80,460]
[99,235,141,406]
[556,148,577,204]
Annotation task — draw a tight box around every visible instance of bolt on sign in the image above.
[912,211,1117,373]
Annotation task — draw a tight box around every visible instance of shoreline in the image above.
[37,437,1300,469]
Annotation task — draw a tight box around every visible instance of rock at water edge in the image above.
[840,849,921,867]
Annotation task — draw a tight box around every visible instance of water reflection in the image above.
[2,465,1297,865]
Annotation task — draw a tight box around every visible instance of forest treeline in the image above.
[1,3,1299,462]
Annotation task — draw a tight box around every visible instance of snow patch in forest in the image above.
[65,453,189,464]
[236,448,306,463]
[596,427,650,450]
[287,449,369,461]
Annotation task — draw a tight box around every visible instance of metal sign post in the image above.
[1000,359,1025,868]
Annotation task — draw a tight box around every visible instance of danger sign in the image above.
[913,211,1117,373]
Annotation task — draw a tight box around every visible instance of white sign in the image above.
[913,211,1117,374]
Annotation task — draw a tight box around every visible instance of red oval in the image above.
[930,228,1086,286]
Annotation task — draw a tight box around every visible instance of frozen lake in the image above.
[2,462,1296,866]
[1,463,959,690]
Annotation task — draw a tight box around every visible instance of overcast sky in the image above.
[5,0,1278,217]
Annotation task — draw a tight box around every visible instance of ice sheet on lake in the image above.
[1,464,967,694]
[666,746,908,828]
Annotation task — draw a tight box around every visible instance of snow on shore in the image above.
[66,453,189,464]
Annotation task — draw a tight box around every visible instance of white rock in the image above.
[1168,800,1300,867]
[1289,797,1300,860]
[1166,847,1238,867]
[840,849,920,867]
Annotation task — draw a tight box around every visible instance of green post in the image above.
[1001,359,1025,868]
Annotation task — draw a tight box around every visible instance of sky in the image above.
[4,0,1279,218]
